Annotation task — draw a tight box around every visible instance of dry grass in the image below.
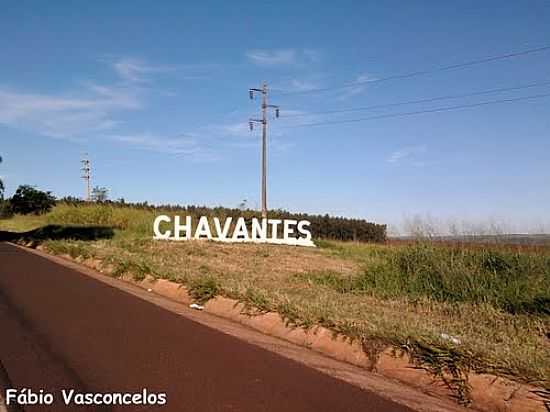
[1,208,548,397]
[39,236,549,388]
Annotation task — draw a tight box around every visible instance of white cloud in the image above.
[220,121,251,138]
[107,133,196,154]
[197,118,258,139]
[269,108,331,128]
[112,57,175,83]
[387,150,408,163]
[278,109,308,117]
[302,49,321,64]
[225,138,294,153]
[190,116,294,154]
[245,49,320,67]
[387,145,427,164]
[0,84,141,138]
[337,73,376,100]
[209,120,286,139]
[107,56,220,84]
[217,115,296,152]
[101,108,295,161]
[246,49,297,66]
[272,78,322,93]
[105,131,222,162]
[86,84,141,109]
[0,56,182,139]
[0,54,224,159]
[289,79,319,91]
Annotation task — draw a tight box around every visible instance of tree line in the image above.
[0,184,386,242]
[60,197,387,242]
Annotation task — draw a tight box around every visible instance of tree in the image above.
[238,199,248,210]
[91,186,109,202]
[0,156,10,218]
[0,156,4,200]
[10,185,56,215]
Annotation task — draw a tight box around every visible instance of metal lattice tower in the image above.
[81,154,91,201]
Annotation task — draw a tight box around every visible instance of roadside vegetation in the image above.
[1,202,548,403]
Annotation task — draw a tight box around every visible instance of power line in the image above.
[280,79,550,119]
[278,92,550,129]
[275,44,550,96]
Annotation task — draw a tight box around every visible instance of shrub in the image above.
[0,201,13,219]
[9,185,56,215]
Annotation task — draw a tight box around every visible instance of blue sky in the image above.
[1,1,549,233]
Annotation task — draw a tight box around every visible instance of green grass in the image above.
[188,276,220,304]
[46,203,155,234]
[0,213,48,232]
[306,243,550,315]
[43,240,94,259]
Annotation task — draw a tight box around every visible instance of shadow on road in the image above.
[0,225,115,243]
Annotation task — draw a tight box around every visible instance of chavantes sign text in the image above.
[153,216,315,247]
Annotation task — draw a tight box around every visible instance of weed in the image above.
[313,239,333,249]
[112,260,130,278]
[43,240,92,259]
[361,338,389,371]
[242,287,272,313]
[197,264,210,275]
[400,339,474,406]
[110,259,155,281]
[256,249,270,258]
[188,276,220,304]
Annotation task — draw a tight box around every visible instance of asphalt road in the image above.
[0,242,411,412]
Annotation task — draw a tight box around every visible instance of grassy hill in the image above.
[1,202,548,403]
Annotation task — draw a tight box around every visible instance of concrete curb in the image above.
[136,277,546,412]
[18,243,548,412]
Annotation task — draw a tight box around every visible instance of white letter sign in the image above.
[153,216,315,247]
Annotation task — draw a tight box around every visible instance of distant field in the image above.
[1,203,549,403]
[390,234,550,246]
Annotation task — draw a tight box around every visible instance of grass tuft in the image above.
[188,276,220,304]
[401,339,474,406]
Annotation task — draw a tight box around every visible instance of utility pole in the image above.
[249,82,279,219]
[81,154,91,201]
